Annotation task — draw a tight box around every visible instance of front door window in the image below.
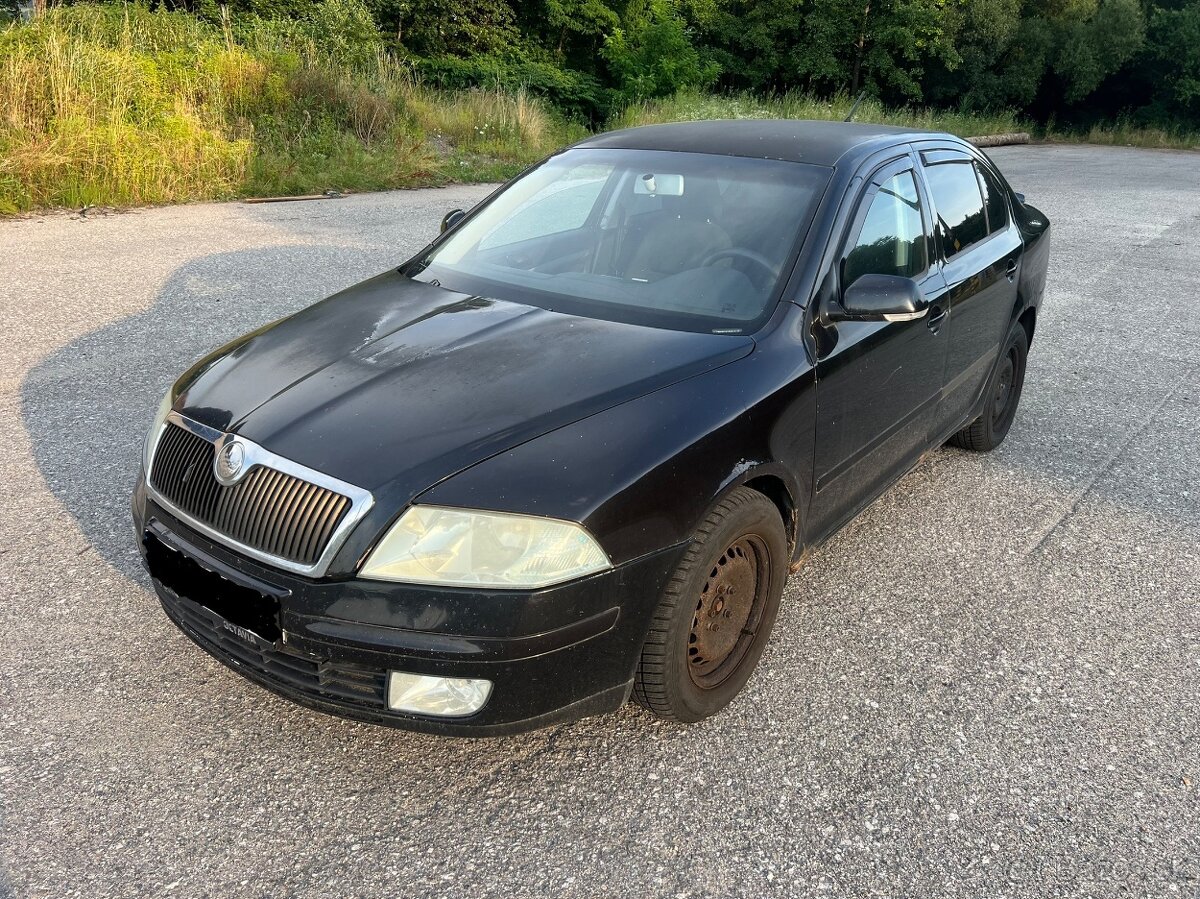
[844,171,928,285]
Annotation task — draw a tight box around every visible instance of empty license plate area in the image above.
[143,527,283,643]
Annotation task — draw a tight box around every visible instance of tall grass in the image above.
[615,90,1200,150]
[0,4,580,213]
[1046,119,1200,151]
[0,9,254,210]
[612,91,1030,140]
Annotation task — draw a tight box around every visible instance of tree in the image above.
[699,0,807,92]
[1147,0,1200,115]
[511,0,620,69]
[924,0,1023,108]
[367,0,521,56]
[791,0,959,101]
[602,0,719,104]
[1053,0,1146,101]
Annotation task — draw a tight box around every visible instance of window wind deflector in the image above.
[921,149,973,165]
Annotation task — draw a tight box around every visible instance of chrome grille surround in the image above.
[145,412,374,577]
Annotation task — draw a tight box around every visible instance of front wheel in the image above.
[949,323,1029,452]
[633,487,788,722]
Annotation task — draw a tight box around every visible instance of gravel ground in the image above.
[1,145,1198,899]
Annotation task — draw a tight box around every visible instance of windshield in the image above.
[408,148,830,334]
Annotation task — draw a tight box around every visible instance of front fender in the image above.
[417,343,816,566]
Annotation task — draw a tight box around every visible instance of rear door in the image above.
[916,148,1022,433]
[808,155,950,539]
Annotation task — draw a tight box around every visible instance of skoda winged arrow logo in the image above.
[213,439,247,486]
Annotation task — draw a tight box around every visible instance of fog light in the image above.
[386,671,493,717]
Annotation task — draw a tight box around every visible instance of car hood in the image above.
[177,270,754,511]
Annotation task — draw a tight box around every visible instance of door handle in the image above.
[1005,259,1019,281]
[926,305,947,333]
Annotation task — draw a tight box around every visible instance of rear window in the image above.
[925,162,988,258]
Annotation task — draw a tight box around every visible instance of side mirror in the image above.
[833,273,928,322]
[440,208,466,234]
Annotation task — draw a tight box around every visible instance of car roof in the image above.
[573,119,956,168]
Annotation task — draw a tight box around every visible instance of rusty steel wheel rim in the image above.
[688,535,770,689]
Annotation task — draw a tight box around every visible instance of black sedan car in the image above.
[133,120,1050,735]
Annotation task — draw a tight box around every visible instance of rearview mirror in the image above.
[441,208,466,234]
[633,173,685,196]
[835,274,928,322]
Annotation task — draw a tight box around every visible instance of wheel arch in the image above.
[1018,304,1037,347]
[703,464,805,567]
[743,474,799,562]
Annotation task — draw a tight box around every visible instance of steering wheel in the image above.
[701,247,779,286]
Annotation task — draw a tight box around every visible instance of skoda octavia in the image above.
[133,120,1050,735]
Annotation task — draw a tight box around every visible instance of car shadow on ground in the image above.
[21,243,398,585]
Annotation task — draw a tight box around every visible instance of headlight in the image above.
[142,388,174,473]
[360,505,611,589]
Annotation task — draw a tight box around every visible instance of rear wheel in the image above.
[633,487,787,722]
[949,323,1029,452]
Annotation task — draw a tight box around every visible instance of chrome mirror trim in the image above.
[144,411,375,578]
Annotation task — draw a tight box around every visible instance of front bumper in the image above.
[133,476,682,736]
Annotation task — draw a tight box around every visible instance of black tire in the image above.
[949,323,1029,452]
[633,487,788,722]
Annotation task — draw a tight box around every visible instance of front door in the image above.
[809,158,950,540]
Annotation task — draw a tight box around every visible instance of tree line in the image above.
[22,0,1200,128]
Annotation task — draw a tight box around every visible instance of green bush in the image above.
[601,0,718,106]
[413,53,607,122]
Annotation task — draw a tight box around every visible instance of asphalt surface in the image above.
[1,144,1198,898]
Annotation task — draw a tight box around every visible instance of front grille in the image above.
[149,421,352,568]
[146,533,386,708]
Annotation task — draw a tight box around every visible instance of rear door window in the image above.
[925,162,988,258]
[975,163,1008,234]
